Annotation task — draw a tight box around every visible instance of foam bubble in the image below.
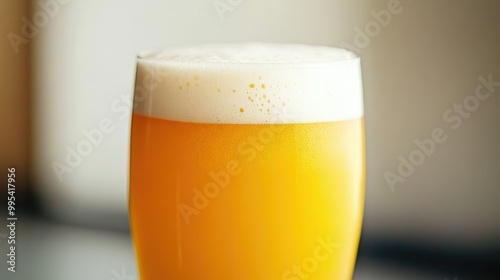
[134,43,363,124]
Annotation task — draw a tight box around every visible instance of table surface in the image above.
[0,217,452,280]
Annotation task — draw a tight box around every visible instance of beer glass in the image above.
[129,43,365,279]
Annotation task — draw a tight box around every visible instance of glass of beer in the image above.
[129,43,365,280]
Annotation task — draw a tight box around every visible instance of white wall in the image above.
[32,0,500,246]
[362,0,500,248]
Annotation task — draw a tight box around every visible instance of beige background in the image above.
[361,0,500,247]
[0,0,29,194]
[0,0,499,248]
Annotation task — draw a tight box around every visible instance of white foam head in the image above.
[134,43,363,124]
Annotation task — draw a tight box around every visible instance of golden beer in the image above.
[129,44,365,280]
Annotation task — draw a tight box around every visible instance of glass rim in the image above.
[136,43,360,69]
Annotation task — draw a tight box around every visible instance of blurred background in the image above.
[1,0,499,279]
